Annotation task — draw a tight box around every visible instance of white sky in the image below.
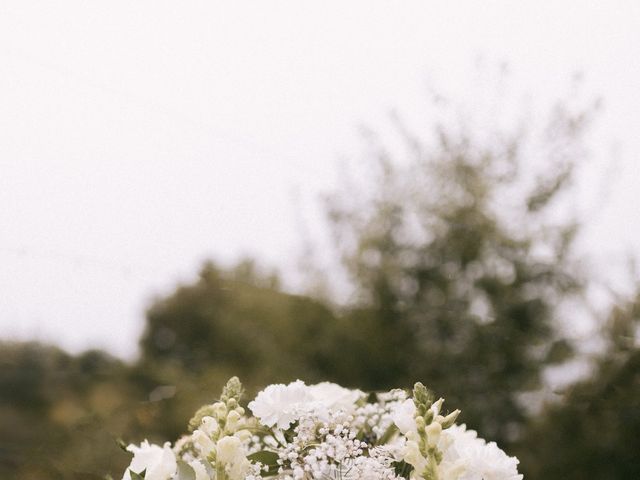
[1,1,639,359]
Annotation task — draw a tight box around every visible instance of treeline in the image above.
[2,91,639,479]
[1,268,638,479]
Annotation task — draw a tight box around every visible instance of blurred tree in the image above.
[517,290,640,479]
[140,260,339,382]
[137,260,346,441]
[0,342,136,479]
[320,93,600,446]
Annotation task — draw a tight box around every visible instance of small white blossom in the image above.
[122,441,176,480]
[188,460,209,480]
[391,398,417,434]
[192,429,216,457]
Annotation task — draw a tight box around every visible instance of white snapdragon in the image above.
[216,435,253,480]
[403,435,428,474]
[391,398,418,434]
[122,441,176,480]
[188,460,209,480]
[192,429,216,457]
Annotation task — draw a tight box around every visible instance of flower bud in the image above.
[431,398,444,416]
[403,440,427,472]
[235,429,252,442]
[425,421,442,447]
[192,430,216,457]
[216,436,243,465]
[201,416,219,436]
[439,409,460,429]
[226,410,241,432]
[213,402,227,419]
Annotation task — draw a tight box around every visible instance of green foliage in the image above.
[516,293,640,479]
[129,469,146,480]
[247,451,279,475]
[134,261,346,443]
[0,342,140,479]
[140,261,339,384]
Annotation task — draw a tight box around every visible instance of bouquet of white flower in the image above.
[120,377,522,480]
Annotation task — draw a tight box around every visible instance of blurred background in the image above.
[1,2,639,479]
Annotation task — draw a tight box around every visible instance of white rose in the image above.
[122,441,176,480]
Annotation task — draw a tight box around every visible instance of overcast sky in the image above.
[1,1,639,359]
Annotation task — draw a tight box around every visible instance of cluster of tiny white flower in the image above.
[120,377,522,480]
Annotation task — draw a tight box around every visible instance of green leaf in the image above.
[546,339,573,363]
[378,423,398,444]
[247,450,279,475]
[176,460,196,480]
[116,438,129,452]
[392,460,413,479]
[129,469,146,480]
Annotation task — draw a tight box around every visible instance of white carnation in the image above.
[307,382,364,411]
[439,424,523,480]
[248,380,316,429]
[122,440,176,480]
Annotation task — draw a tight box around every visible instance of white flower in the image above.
[120,379,522,480]
[200,416,219,436]
[248,380,315,429]
[216,435,252,480]
[216,436,244,464]
[122,441,176,480]
[391,398,417,434]
[438,425,523,480]
[192,429,216,457]
[249,381,365,429]
[188,460,209,480]
[403,438,428,473]
[307,382,364,411]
